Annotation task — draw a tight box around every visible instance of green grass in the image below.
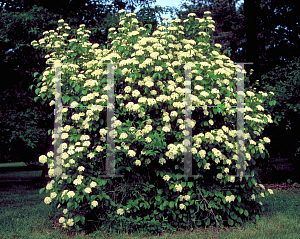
[0,162,28,167]
[0,170,42,180]
[0,163,300,239]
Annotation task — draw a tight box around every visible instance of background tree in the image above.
[243,0,300,91]
[248,0,300,162]
[243,0,260,87]
[258,57,300,158]
[0,5,64,164]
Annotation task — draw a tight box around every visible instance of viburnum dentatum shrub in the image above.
[32,10,275,236]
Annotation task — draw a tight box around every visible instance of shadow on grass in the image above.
[0,162,300,238]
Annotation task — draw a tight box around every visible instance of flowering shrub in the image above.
[32,10,274,235]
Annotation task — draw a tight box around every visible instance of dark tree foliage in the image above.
[258,57,300,159]
[0,5,64,164]
[255,0,300,76]
[244,0,260,86]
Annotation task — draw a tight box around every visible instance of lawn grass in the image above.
[0,163,299,239]
[0,162,28,167]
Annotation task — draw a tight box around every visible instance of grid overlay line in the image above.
[50,62,252,180]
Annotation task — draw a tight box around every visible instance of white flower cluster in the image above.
[159,158,166,165]
[73,178,82,186]
[39,155,47,164]
[225,195,235,203]
[91,200,98,207]
[46,180,55,190]
[175,184,183,192]
[163,175,170,181]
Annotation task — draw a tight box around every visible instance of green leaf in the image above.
[75,215,81,223]
[244,210,249,217]
[188,182,194,188]
[228,219,234,226]
[62,95,69,104]
[69,41,75,47]
[35,88,40,95]
[116,68,122,75]
[39,187,45,194]
[75,85,80,92]
[82,89,88,95]
[145,23,152,30]
[230,212,237,220]
[81,216,85,225]
[125,167,131,172]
